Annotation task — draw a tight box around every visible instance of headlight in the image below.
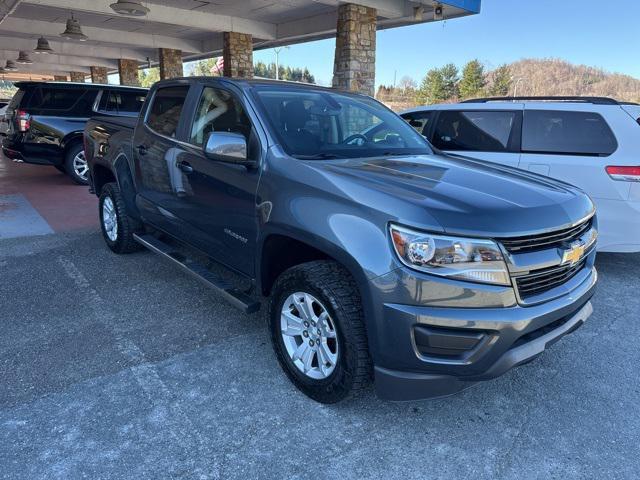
[390,224,511,286]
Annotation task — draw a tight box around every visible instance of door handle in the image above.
[136,144,148,155]
[177,160,193,174]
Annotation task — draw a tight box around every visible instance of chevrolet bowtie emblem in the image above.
[562,242,586,266]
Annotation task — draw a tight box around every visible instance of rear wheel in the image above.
[64,143,89,185]
[268,260,372,403]
[99,182,143,254]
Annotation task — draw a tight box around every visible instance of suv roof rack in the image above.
[461,96,637,106]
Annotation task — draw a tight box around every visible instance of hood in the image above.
[314,153,595,238]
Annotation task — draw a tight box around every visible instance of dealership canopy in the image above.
[0,0,481,93]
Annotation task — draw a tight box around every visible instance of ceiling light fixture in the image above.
[16,51,33,64]
[34,37,54,54]
[60,15,88,41]
[110,0,149,16]
[4,60,18,71]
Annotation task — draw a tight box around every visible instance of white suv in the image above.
[401,97,640,253]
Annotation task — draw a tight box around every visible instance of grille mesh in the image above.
[499,217,593,253]
[515,255,589,299]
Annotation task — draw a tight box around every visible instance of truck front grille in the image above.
[514,255,589,299]
[500,217,593,253]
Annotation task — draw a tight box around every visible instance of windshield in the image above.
[252,86,432,159]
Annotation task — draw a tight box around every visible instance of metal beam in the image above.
[21,0,277,40]
[0,0,20,24]
[0,17,205,53]
[0,61,91,73]
[0,35,151,61]
[0,50,117,68]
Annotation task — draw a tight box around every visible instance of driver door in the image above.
[170,85,261,276]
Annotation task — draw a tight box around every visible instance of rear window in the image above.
[28,87,89,111]
[522,110,617,156]
[8,89,25,110]
[432,110,517,152]
[97,90,146,115]
[145,86,189,138]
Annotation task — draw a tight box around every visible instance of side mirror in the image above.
[203,131,250,165]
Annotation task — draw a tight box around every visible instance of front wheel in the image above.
[268,261,372,403]
[99,182,143,254]
[64,143,89,185]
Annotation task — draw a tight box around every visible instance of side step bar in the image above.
[133,233,261,314]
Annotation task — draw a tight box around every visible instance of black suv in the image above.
[2,81,147,184]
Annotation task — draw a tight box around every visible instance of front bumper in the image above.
[368,265,597,401]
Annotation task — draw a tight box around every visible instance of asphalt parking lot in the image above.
[0,229,638,480]
[1,160,639,480]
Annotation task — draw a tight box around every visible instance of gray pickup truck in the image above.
[84,77,597,403]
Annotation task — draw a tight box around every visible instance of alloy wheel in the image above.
[280,292,339,380]
[73,150,88,181]
[102,196,118,242]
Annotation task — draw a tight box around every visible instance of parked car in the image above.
[84,78,597,403]
[401,96,640,252]
[0,99,10,135]
[2,81,147,184]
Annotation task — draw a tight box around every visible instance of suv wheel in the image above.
[64,143,89,185]
[99,182,143,254]
[268,260,371,403]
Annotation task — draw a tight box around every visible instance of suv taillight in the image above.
[16,109,30,132]
[606,166,640,182]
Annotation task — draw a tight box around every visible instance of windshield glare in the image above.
[252,86,432,159]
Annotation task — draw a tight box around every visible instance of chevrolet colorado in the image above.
[84,78,597,403]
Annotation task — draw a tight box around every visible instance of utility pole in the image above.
[513,77,525,97]
[273,46,289,80]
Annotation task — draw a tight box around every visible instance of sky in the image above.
[252,0,640,88]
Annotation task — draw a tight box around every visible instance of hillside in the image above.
[379,58,640,111]
[500,59,640,102]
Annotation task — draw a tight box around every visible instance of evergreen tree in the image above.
[191,58,218,76]
[459,59,486,99]
[416,68,447,104]
[440,63,459,100]
[138,67,160,88]
[489,64,512,96]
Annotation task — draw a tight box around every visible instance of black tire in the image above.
[54,165,66,174]
[268,260,372,403]
[64,142,89,185]
[99,182,143,254]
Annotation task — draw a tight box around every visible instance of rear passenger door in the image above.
[132,84,191,234]
[429,108,522,168]
[518,106,621,199]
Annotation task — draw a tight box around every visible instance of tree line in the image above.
[376,60,512,108]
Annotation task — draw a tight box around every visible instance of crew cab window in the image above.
[98,90,146,115]
[522,110,617,156]
[146,86,189,138]
[190,87,251,146]
[402,111,433,136]
[432,110,516,152]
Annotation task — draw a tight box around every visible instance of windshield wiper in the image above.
[292,153,344,160]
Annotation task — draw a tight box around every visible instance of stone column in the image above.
[118,59,140,86]
[53,75,67,81]
[69,71,85,82]
[222,32,253,78]
[159,48,183,79]
[332,3,376,96]
[90,66,108,84]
